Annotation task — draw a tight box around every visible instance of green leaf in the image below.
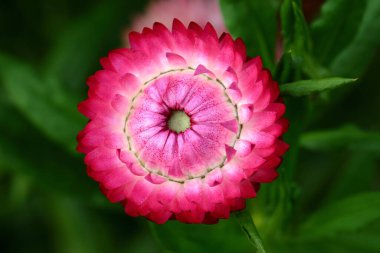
[220,0,279,71]
[235,210,266,253]
[0,53,85,153]
[0,98,94,198]
[311,0,367,66]
[149,219,251,253]
[280,77,357,96]
[281,0,312,55]
[280,0,327,79]
[300,125,380,153]
[49,196,112,253]
[335,233,380,252]
[299,192,380,239]
[331,0,380,77]
[274,50,295,84]
[324,152,378,203]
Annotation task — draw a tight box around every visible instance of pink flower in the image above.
[124,0,226,46]
[77,20,288,224]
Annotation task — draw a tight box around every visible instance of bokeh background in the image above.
[1,0,379,252]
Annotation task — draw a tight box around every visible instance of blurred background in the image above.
[0,0,379,252]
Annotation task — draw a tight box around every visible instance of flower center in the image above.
[167,110,190,133]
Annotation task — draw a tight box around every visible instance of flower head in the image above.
[77,20,288,224]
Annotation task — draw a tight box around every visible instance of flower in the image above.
[77,20,288,224]
[124,0,226,46]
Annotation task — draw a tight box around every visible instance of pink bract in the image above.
[77,20,289,224]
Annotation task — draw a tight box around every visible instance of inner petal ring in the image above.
[123,69,241,182]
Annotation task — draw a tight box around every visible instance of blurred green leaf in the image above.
[49,196,112,253]
[235,210,266,253]
[150,219,251,253]
[0,96,94,199]
[311,0,366,66]
[275,233,380,253]
[280,77,357,96]
[324,152,378,203]
[281,0,312,55]
[0,53,85,153]
[280,0,327,79]
[220,0,279,71]
[330,0,380,77]
[299,192,380,239]
[300,125,380,153]
[335,233,380,252]
[274,50,295,84]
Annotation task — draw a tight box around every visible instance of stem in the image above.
[235,210,267,253]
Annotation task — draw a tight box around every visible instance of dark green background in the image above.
[0,0,379,252]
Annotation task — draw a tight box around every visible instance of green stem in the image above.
[235,210,267,253]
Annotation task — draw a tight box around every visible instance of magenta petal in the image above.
[129,164,147,177]
[194,64,216,78]
[111,94,129,114]
[205,168,223,187]
[239,180,256,198]
[225,145,237,162]
[147,211,172,224]
[118,150,134,166]
[157,181,180,205]
[226,82,242,102]
[119,73,140,94]
[238,104,254,123]
[166,52,187,67]
[235,139,254,157]
[105,185,127,203]
[223,165,245,183]
[222,66,238,86]
[130,179,155,205]
[145,173,167,184]
[104,133,125,149]
[220,119,239,133]
[184,179,202,203]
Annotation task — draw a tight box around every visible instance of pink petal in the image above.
[238,104,254,123]
[220,119,239,133]
[205,168,223,187]
[225,145,237,162]
[184,178,203,203]
[166,52,187,67]
[193,64,216,78]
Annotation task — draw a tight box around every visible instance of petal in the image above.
[104,132,126,149]
[166,52,187,67]
[252,157,281,183]
[234,139,254,157]
[239,180,256,198]
[225,144,237,162]
[238,104,254,123]
[130,179,155,205]
[220,119,239,133]
[222,66,238,87]
[184,178,203,203]
[193,64,216,78]
[205,168,223,187]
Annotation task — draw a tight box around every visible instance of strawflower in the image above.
[77,20,288,224]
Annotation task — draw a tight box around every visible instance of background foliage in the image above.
[0,0,379,252]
